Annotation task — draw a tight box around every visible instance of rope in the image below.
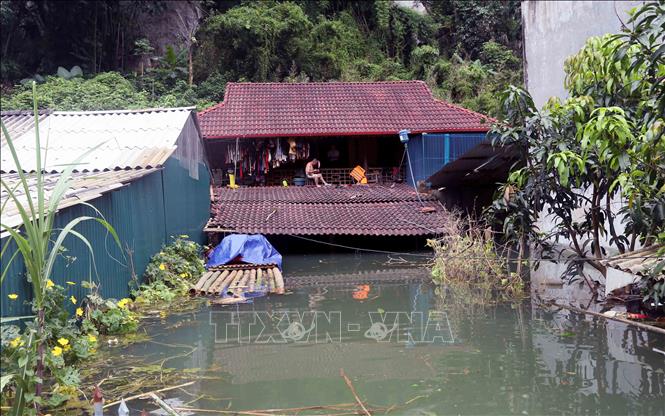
[286,234,433,257]
[284,234,663,262]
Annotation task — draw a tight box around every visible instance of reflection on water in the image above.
[115,253,664,415]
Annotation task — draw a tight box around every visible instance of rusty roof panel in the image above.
[604,244,664,278]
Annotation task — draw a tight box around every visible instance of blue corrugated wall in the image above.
[406,132,486,186]
[0,158,210,317]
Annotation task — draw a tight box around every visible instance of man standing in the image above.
[305,159,329,187]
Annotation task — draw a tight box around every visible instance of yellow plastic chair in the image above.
[350,166,368,184]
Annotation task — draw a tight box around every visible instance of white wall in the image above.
[522,1,642,107]
[522,1,643,285]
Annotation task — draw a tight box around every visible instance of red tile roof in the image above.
[205,184,450,236]
[198,81,492,139]
[212,183,433,204]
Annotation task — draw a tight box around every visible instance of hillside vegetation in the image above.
[0,1,522,115]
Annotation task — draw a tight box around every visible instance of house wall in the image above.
[406,132,487,187]
[522,1,641,286]
[0,159,210,317]
[522,0,640,108]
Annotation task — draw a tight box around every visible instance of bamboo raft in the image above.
[190,263,284,304]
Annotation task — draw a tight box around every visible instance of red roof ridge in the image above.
[225,80,428,87]
[434,99,496,124]
[198,101,224,116]
[198,81,491,138]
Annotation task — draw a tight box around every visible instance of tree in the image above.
[194,2,313,82]
[489,2,664,305]
[419,0,521,59]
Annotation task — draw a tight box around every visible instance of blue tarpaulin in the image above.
[206,234,282,270]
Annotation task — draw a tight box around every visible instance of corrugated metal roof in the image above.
[1,110,51,145]
[426,139,520,187]
[1,169,160,236]
[604,244,664,278]
[1,107,194,173]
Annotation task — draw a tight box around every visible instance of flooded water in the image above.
[110,253,664,415]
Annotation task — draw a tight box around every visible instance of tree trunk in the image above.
[606,193,624,254]
[591,185,602,259]
[516,233,526,278]
[188,49,193,87]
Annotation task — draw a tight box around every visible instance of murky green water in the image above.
[111,254,664,415]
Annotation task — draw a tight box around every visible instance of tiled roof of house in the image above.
[198,81,492,139]
[206,184,450,236]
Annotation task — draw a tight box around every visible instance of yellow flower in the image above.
[88,334,97,343]
[179,273,187,278]
[46,279,55,289]
[51,346,63,356]
[8,293,18,300]
[57,338,69,347]
[10,337,24,348]
[66,281,76,286]
[76,307,84,317]
[159,263,166,271]
[90,348,97,354]
[70,295,77,305]
[117,298,131,309]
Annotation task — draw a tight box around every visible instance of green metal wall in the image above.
[1,158,210,317]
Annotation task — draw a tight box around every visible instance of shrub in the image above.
[134,236,205,306]
[88,299,138,335]
[427,212,522,302]
[143,236,204,286]
[2,72,150,110]
[1,282,100,409]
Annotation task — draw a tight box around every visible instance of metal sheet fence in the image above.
[406,132,487,186]
[1,159,210,317]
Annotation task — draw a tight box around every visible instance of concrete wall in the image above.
[522,1,641,107]
[522,1,643,286]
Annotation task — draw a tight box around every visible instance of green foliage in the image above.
[0,84,120,414]
[135,236,205,306]
[428,213,522,304]
[1,1,523,116]
[1,72,150,110]
[488,2,664,307]
[196,2,313,82]
[420,0,522,58]
[89,301,138,335]
[1,282,99,413]
[480,41,520,71]
[143,236,204,286]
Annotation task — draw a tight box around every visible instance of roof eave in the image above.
[202,128,490,140]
